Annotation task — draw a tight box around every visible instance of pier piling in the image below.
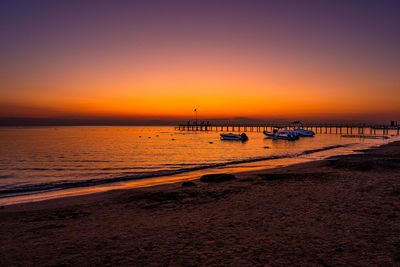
[175,121,400,136]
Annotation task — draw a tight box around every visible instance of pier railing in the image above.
[175,121,400,135]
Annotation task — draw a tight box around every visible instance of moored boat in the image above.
[220,133,248,141]
[279,130,299,140]
[263,129,299,141]
[263,130,274,137]
[294,128,315,137]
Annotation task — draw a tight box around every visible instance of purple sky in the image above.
[1,0,399,122]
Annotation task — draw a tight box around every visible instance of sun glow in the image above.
[1,1,400,122]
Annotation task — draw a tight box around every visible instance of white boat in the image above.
[220,133,248,141]
[263,129,299,141]
[263,130,275,137]
[294,128,315,137]
[279,130,299,140]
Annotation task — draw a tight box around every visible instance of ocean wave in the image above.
[0,143,352,198]
[0,174,16,179]
[6,166,165,172]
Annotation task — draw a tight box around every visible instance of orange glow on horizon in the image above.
[1,1,400,122]
[2,61,399,121]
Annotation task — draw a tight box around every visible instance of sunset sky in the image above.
[1,0,399,122]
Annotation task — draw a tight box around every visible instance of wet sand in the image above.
[1,141,400,266]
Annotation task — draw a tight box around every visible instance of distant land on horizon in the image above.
[0,116,397,127]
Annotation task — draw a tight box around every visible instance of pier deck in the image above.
[175,122,400,135]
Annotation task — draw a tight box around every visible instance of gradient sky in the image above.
[1,0,400,122]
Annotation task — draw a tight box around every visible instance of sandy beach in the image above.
[1,141,400,266]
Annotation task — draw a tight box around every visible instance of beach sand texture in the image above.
[1,141,400,266]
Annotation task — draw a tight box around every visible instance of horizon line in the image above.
[0,116,398,127]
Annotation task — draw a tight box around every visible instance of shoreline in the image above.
[1,141,400,265]
[0,141,387,207]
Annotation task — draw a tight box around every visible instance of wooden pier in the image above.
[175,121,400,135]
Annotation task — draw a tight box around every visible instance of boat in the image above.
[278,130,299,140]
[294,128,315,137]
[263,129,299,141]
[263,130,275,137]
[220,133,248,141]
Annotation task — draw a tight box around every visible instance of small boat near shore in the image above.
[263,131,274,137]
[263,129,299,141]
[294,128,315,137]
[220,133,248,141]
[287,121,315,137]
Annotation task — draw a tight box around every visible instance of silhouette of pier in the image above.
[175,121,400,135]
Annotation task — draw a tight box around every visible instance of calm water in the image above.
[0,126,397,205]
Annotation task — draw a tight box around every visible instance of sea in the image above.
[0,126,398,205]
